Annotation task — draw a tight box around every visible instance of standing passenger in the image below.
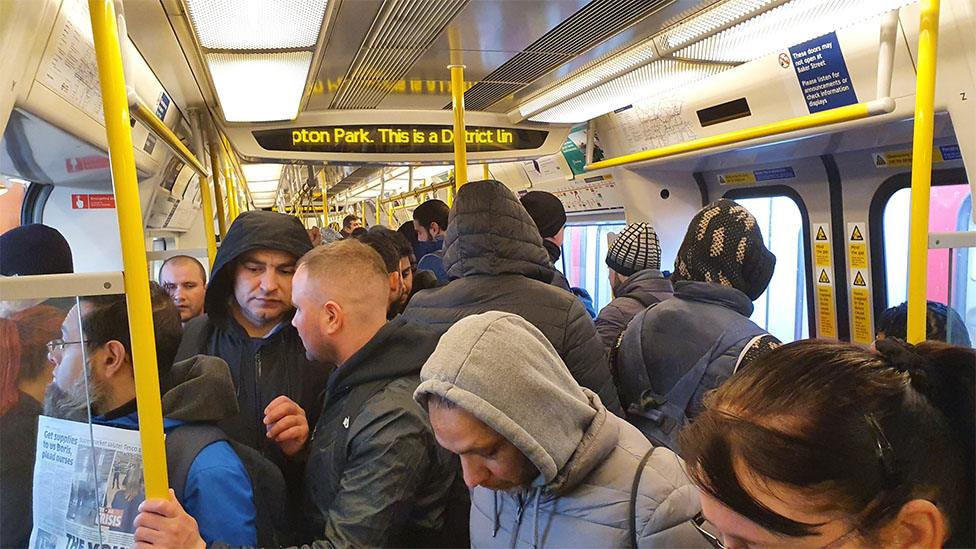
[414,312,704,548]
[402,179,622,415]
[340,214,361,238]
[520,190,571,291]
[595,223,672,348]
[159,255,207,324]
[413,199,450,282]
[135,240,461,548]
[614,199,778,451]
[357,231,406,319]
[173,211,331,517]
[681,339,974,548]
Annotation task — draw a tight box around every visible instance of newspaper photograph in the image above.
[30,416,144,549]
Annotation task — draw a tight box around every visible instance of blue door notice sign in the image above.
[788,32,858,113]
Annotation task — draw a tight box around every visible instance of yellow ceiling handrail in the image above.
[130,100,208,177]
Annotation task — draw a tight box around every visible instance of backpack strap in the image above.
[164,423,227,501]
[629,447,657,549]
[611,304,656,408]
[329,378,393,480]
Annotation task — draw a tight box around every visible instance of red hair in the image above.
[0,305,65,414]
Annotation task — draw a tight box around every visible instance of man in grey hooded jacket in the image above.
[414,311,706,548]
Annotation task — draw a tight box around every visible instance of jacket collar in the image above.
[326,317,431,397]
[674,280,754,317]
[616,269,668,296]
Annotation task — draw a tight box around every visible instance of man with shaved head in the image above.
[159,255,207,323]
[136,239,462,547]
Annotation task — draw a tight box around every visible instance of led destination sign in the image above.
[253,124,549,154]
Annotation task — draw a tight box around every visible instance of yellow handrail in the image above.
[585,99,894,171]
[906,0,941,343]
[188,111,217,266]
[449,64,468,189]
[88,0,168,498]
[130,101,208,176]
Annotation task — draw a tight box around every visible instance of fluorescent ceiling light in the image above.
[530,60,724,124]
[242,164,283,182]
[207,52,312,122]
[658,0,780,51]
[248,180,280,193]
[185,0,328,50]
[674,0,917,64]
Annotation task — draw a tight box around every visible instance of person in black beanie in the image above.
[612,200,781,452]
[520,191,572,292]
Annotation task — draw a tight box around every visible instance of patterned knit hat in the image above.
[605,223,661,276]
[672,199,775,300]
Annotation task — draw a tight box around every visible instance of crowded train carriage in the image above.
[1,0,974,547]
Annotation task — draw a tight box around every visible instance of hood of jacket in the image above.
[97,355,239,428]
[616,268,670,297]
[415,311,615,494]
[327,317,440,398]
[205,211,312,318]
[442,180,554,283]
[674,279,754,317]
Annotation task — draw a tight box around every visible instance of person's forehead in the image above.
[430,402,501,446]
[240,248,297,266]
[162,260,203,280]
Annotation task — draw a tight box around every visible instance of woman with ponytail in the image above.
[1,304,67,548]
[680,339,974,548]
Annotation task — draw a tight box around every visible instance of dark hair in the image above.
[350,227,368,238]
[397,221,419,247]
[79,282,183,383]
[877,301,972,346]
[356,233,399,273]
[158,255,206,284]
[681,339,974,547]
[342,214,359,229]
[368,226,412,259]
[412,199,449,232]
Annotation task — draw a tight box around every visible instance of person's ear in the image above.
[881,499,946,549]
[100,340,129,379]
[431,222,442,236]
[323,301,342,335]
[387,272,400,293]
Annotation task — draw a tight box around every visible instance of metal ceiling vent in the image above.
[331,0,472,109]
[455,0,672,112]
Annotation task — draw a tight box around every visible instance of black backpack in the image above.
[613,305,765,453]
[166,423,288,547]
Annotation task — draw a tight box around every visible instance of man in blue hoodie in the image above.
[413,199,450,282]
[48,283,257,545]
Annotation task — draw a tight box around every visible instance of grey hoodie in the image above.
[415,312,705,548]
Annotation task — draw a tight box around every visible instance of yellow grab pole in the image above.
[207,137,228,239]
[319,169,329,226]
[483,164,490,180]
[449,64,467,189]
[906,0,941,343]
[225,160,240,220]
[88,0,168,498]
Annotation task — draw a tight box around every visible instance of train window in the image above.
[882,184,974,343]
[559,222,627,312]
[732,195,809,343]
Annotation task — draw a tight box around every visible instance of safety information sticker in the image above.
[788,32,858,113]
[872,144,962,168]
[812,222,837,339]
[847,222,873,344]
[718,166,795,186]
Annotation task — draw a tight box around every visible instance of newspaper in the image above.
[30,416,144,549]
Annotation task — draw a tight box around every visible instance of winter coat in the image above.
[615,280,780,413]
[94,355,257,546]
[542,240,572,292]
[413,311,704,549]
[302,317,459,547]
[174,211,332,500]
[0,392,42,548]
[595,269,673,348]
[402,180,622,415]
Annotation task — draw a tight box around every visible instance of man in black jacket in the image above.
[174,211,331,517]
[403,180,623,416]
[139,239,460,548]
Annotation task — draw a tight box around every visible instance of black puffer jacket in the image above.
[174,211,332,516]
[402,179,622,415]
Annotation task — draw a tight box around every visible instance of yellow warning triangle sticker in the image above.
[853,271,867,286]
[815,227,828,241]
[819,269,830,284]
[850,225,864,241]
